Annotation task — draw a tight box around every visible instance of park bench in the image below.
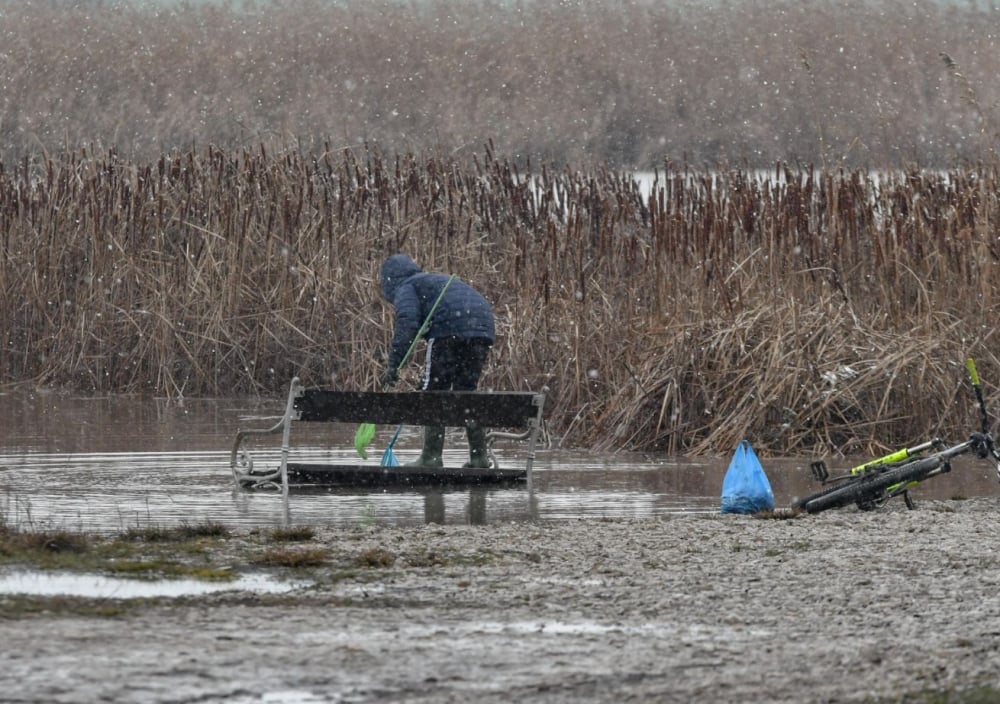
[230,377,547,492]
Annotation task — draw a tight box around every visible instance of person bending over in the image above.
[379,253,496,468]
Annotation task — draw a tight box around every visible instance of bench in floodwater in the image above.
[230,378,547,492]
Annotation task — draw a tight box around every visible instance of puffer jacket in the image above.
[379,254,495,373]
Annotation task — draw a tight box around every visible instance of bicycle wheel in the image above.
[796,457,942,514]
[796,476,875,514]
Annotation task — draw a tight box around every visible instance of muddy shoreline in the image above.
[4,499,1000,702]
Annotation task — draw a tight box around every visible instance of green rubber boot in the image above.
[463,423,492,469]
[406,425,444,468]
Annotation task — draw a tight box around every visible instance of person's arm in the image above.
[384,283,422,384]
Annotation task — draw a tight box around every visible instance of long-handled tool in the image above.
[354,274,456,461]
[380,424,402,466]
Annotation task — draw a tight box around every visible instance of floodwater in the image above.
[2,389,999,534]
[0,570,306,598]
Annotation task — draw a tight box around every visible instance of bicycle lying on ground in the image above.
[795,358,1000,515]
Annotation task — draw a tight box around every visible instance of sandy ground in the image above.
[4,499,1000,703]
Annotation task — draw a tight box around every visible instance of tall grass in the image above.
[3,143,1000,457]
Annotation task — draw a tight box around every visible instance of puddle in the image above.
[462,620,775,639]
[0,570,309,598]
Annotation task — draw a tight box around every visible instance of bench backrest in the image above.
[294,389,545,428]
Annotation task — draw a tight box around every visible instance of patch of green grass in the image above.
[177,521,231,539]
[250,547,330,568]
[267,526,316,542]
[0,528,92,569]
[0,524,237,577]
[0,594,134,619]
[0,528,89,556]
[106,559,235,581]
[355,547,396,568]
[121,521,230,543]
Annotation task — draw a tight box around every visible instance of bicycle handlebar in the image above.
[895,432,996,474]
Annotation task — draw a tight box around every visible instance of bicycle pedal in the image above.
[810,460,829,483]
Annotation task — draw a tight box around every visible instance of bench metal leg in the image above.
[231,377,303,491]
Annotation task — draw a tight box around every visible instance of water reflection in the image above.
[1,391,997,532]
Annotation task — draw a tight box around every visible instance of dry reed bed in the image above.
[2,0,999,168]
[3,144,1000,457]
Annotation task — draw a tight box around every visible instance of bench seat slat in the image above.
[294,389,542,427]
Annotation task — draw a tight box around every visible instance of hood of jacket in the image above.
[380,254,422,301]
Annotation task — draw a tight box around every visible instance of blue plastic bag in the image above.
[720,440,775,514]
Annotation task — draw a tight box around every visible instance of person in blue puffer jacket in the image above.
[379,254,496,468]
